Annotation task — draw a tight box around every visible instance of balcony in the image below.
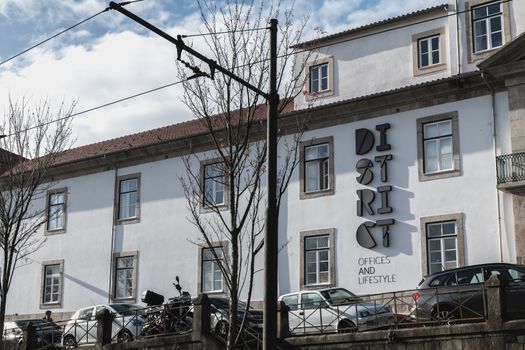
[496,152,525,193]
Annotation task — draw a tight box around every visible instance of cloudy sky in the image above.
[0,0,443,147]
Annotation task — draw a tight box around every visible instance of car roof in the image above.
[423,262,525,279]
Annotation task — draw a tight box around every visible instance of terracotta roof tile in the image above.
[51,101,293,166]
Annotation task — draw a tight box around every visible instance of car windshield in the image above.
[320,288,359,305]
[109,304,144,316]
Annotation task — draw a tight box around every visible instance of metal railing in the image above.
[285,286,488,336]
[502,282,525,321]
[209,304,263,350]
[496,152,525,184]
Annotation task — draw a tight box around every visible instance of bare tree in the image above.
[177,1,311,348]
[0,97,74,344]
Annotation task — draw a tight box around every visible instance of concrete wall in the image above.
[280,94,502,296]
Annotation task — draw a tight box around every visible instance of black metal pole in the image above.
[263,18,279,350]
[108,1,268,99]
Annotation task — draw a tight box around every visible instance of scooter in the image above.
[141,276,193,336]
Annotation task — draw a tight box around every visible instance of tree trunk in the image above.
[0,290,9,350]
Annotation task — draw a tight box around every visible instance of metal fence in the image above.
[503,282,525,321]
[209,303,263,350]
[496,152,525,184]
[285,285,488,336]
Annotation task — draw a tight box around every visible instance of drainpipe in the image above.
[455,0,462,75]
[481,72,504,262]
[103,154,118,302]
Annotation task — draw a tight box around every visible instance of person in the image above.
[43,310,53,323]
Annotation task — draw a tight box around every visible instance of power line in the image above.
[181,26,269,38]
[0,0,145,68]
[1,79,186,139]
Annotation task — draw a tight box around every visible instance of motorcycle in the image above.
[141,276,193,336]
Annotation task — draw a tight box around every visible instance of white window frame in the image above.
[46,189,67,233]
[115,256,135,299]
[118,177,138,220]
[299,228,335,289]
[41,261,63,307]
[418,35,440,68]
[423,119,454,174]
[309,63,329,94]
[299,136,334,199]
[200,245,225,294]
[111,251,138,302]
[304,143,330,193]
[203,162,226,208]
[304,235,330,286]
[426,221,458,274]
[472,1,503,53]
[420,213,464,276]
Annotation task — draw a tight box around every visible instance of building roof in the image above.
[293,4,448,49]
[0,148,26,174]
[49,101,293,168]
[40,73,480,171]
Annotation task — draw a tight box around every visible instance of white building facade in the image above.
[5,0,525,319]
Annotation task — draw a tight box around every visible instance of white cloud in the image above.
[0,29,196,146]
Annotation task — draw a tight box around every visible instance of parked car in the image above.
[411,263,525,322]
[279,287,395,334]
[3,319,62,347]
[208,296,263,339]
[62,304,145,348]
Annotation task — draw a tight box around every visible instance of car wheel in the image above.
[215,321,229,340]
[337,320,357,333]
[63,335,77,349]
[117,329,134,343]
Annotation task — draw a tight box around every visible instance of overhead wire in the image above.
[0,0,145,68]
[0,0,513,138]
[0,79,186,139]
[181,26,269,38]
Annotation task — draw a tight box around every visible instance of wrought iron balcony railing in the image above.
[496,152,525,185]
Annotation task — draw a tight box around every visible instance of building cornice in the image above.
[44,72,498,182]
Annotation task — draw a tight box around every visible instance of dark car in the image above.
[3,319,62,347]
[208,296,263,339]
[411,263,525,322]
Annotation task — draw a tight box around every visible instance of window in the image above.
[113,252,137,300]
[200,246,224,293]
[420,213,464,276]
[304,57,334,99]
[116,174,140,223]
[115,257,134,299]
[426,221,458,274]
[300,228,335,289]
[423,119,453,173]
[281,294,299,311]
[417,112,460,181]
[46,189,66,233]
[472,2,503,53]
[203,162,225,208]
[300,137,334,199]
[309,64,328,93]
[301,293,325,309]
[411,28,446,76]
[418,35,440,68]
[41,261,63,306]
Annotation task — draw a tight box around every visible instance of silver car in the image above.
[62,304,145,348]
[279,287,395,334]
